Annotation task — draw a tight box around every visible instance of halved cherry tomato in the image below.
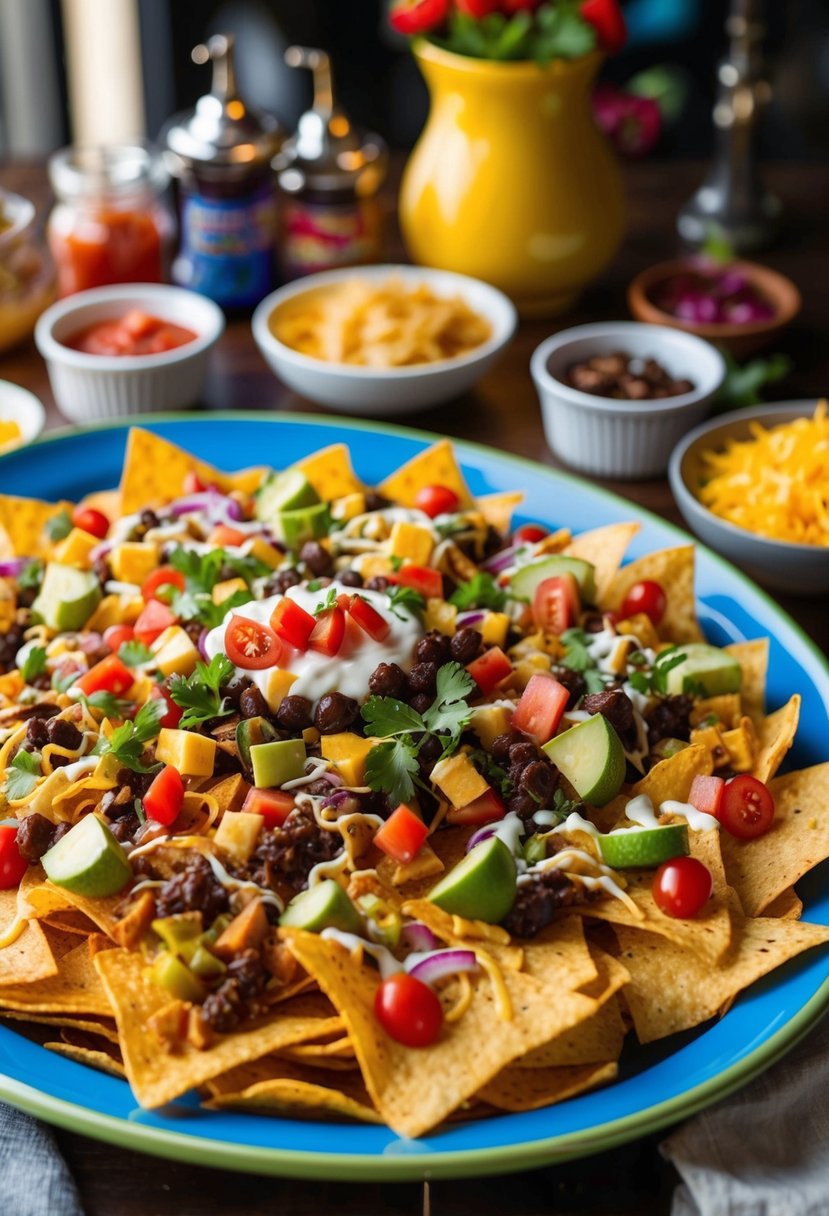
[466,646,512,695]
[652,856,712,919]
[103,624,135,653]
[346,595,391,643]
[688,774,725,819]
[619,580,666,626]
[74,654,135,697]
[133,600,177,646]
[0,827,28,890]
[513,523,549,546]
[225,615,284,670]
[393,565,443,599]
[150,683,183,729]
[309,606,346,657]
[446,787,506,826]
[141,566,186,604]
[143,765,185,827]
[208,524,248,549]
[71,506,110,540]
[580,0,627,53]
[719,775,775,840]
[532,574,580,634]
[388,0,449,36]
[242,787,295,829]
[511,673,569,744]
[374,971,443,1047]
[183,471,207,495]
[455,0,499,14]
[374,805,429,865]
[414,484,460,518]
[270,598,316,650]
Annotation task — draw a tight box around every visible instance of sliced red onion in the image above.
[401,921,439,952]
[456,610,486,628]
[0,558,28,578]
[88,540,113,563]
[77,632,104,656]
[323,789,354,809]
[197,627,211,661]
[482,546,519,574]
[320,769,344,787]
[170,490,243,524]
[407,949,478,987]
[467,824,498,851]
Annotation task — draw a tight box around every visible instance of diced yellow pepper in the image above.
[319,732,377,787]
[156,728,216,777]
[109,541,160,585]
[424,598,456,636]
[246,537,283,570]
[480,612,510,647]
[430,753,489,809]
[151,625,200,678]
[388,521,434,566]
[54,527,99,569]
[721,716,757,773]
[330,492,366,522]
[211,577,247,606]
[213,811,264,865]
[352,554,393,581]
[469,705,513,750]
[265,668,299,714]
[689,724,731,770]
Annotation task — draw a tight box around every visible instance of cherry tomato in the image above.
[208,524,248,549]
[374,971,443,1047]
[141,566,186,604]
[71,506,110,540]
[374,805,429,865]
[532,574,580,634]
[143,765,185,827]
[580,0,627,53]
[445,787,506,826]
[133,600,177,646]
[389,0,449,37]
[224,615,284,670]
[150,683,183,729]
[513,523,549,546]
[183,470,207,495]
[241,787,295,829]
[511,673,569,744]
[466,646,512,695]
[103,624,135,653]
[652,856,712,919]
[309,607,346,657]
[393,565,443,600]
[719,775,775,840]
[346,595,391,643]
[619,580,667,626]
[270,597,316,650]
[0,826,28,890]
[73,654,135,697]
[414,484,460,518]
[455,0,499,14]
[688,774,725,818]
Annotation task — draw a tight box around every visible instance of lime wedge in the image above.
[598,823,689,869]
[42,814,132,897]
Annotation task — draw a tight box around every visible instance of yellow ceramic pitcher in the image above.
[399,41,625,318]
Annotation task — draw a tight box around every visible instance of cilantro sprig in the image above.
[387,585,425,620]
[168,654,235,729]
[118,640,155,668]
[92,698,165,773]
[164,545,267,629]
[17,560,43,592]
[4,749,41,800]
[78,690,136,719]
[559,628,605,694]
[627,646,689,697]
[449,572,506,612]
[20,646,47,684]
[314,587,338,616]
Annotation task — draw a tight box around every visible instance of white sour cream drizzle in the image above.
[204,580,422,704]
[613,793,719,834]
[321,927,402,979]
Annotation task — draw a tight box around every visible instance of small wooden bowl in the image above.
[627,258,801,358]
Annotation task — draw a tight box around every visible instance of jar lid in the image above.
[162,33,283,181]
[48,143,168,202]
[274,46,387,195]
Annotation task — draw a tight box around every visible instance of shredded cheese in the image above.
[442,972,474,1023]
[472,946,513,1021]
[699,401,829,546]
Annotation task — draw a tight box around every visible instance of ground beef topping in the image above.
[501,869,587,938]
[154,856,230,922]
[247,807,343,899]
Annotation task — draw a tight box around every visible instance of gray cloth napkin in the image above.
[0,1103,84,1216]
[662,1012,829,1216]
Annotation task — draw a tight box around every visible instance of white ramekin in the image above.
[530,322,726,480]
[35,284,225,423]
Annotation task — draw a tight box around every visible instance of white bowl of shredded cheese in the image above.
[669,400,829,596]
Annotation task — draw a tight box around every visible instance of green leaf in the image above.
[713,351,792,413]
[93,698,166,773]
[387,585,425,620]
[20,646,47,684]
[361,696,425,739]
[4,749,41,800]
[118,640,154,667]
[364,739,420,806]
[51,668,80,694]
[17,560,43,591]
[422,661,476,743]
[80,690,135,719]
[449,572,506,612]
[389,555,404,573]
[313,587,338,616]
[168,653,236,729]
[559,628,596,674]
[45,509,72,543]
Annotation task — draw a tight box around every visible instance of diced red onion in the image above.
[0,558,28,578]
[401,922,439,952]
[407,949,479,987]
[77,632,104,656]
[197,628,211,661]
[169,490,243,524]
[323,789,354,809]
[88,540,113,563]
[467,824,498,852]
[320,769,344,787]
[482,546,519,574]
[456,610,486,628]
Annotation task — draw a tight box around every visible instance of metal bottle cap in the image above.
[274,46,387,196]
[162,33,283,182]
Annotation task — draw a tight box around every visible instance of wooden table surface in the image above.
[1,157,827,1215]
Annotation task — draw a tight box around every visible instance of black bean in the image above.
[26,718,49,748]
[264,568,301,596]
[314,692,359,735]
[45,717,83,751]
[409,693,432,715]
[276,695,313,733]
[223,673,253,707]
[338,569,363,588]
[368,662,408,700]
[520,760,557,802]
[365,576,389,593]
[363,491,391,512]
[508,741,538,768]
[414,632,452,665]
[491,731,523,763]
[15,813,55,861]
[299,541,333,577]
[239,686,269,720]
[110,812,140,842]
[408,661,438,695]
[449,627,482,664]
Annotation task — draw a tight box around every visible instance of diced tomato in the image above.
[270,598,316,650]
[143,765,185,827]
[446,787,506,826]
[512,523,549,545]
[466,646,512,695]
[688,774,725,818]
[511,673,569,744]
[374,805,429,865]
[580,0,627,53]
[224,615,284,670]
[619,580,666,626]
[309,606,346,657]
[141,566,186,604]
[0,826,28,890]
[719,775,775,840]
[183,471,206,495]
[414,484,460,518]
[393,565,443,599]
[388,0,449,36]
[242,787,295,829]
[374,971,443,1047]
[121,309,157,339]
[150,683,183,729]
[208,524,248,549]
[134,599,177,646]
[103,624,135,653]
[71,506,110,539]
[532,574,579,634]
[74,654,135,697]
[346,595,391,642]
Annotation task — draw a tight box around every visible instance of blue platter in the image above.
[0,413,827,1181]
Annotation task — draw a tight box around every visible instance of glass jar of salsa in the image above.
[47,144,173,297]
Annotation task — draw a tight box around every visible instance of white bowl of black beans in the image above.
[530,322,726,479]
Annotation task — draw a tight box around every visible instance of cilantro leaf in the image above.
[79,690,135,719]
[118,640,154,667]
[314,587,338,616]
[20,646,47,684]
[46,509,72,543]
[421,662,476,745]
[168,653,235,729]
[17,560,43,591]
[93,698,165,773]
[389,555,404,573]
[361,696,425,739]
[4,749,41,800]
[52,668,81,694]
[449,572,506,612]
[387,585,425,620]
[627,647,688,696]
[434,516,469,540]
[364,739,420,806]
[559,628,595,673]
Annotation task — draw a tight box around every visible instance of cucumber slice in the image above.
[543,712,626,807]
[31,562,102,632]
[509,555,597,605]
[280,879,362,933]
[663,643,742,698]
[428,836,517,924]
[598,823,689,869]
[42,814,132,898]
[255,469,320,522]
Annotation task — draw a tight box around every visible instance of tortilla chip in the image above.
[606,546,703,643]
[600,744,714,833]
[378,440,473,509]
[0,1010,119,1042]
[0,494,74,559]
[119,428,264,514]
[720,763,829,916]
[476,491,525,535]
[725,639,768,720]
[517,947,628,1068]
[0,940,110,1014]
[477,1060,617,1112]
[205,1056,380,1123]
[293,444,364,500]
[94,948,342,1108]
[45,1041,126,1079]
[207,773,250,814]
[0,917,57,986]
[517,915,600,992]
[690,694,742,730]
[284,927,602,1138]
[752,695,800,783]
[38,884,123,937]
[278,1036,357,1069]
[565,522,640,604]
[614,915,829,1043]
[764,887,803,920]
